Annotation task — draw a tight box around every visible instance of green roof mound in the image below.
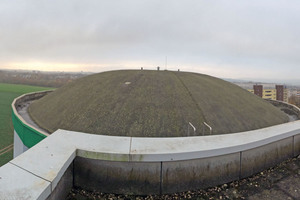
[28,70,289,137]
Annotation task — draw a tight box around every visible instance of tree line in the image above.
[0,70,90,88]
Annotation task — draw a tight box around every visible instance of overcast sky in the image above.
[1,0,300,83]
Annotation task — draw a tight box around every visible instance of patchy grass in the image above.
[29,70,288,137]
[176,72,289,134]
[0,83,53,166]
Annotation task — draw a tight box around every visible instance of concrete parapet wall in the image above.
[74,158,162,195]
[46,162,73,200]
[0,124,299,199]
[1,92,299,199]
[161,153,240,194]
[266,99,300,118]
[240,137,294,178]
[14,90,53,108]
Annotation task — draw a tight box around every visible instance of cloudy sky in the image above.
[0,0,300,83]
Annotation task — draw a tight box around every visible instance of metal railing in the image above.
[188,122,196,136]
[203,122,212,135]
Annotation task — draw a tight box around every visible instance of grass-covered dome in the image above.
[28,70,288,137]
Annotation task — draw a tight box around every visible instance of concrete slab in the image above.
[11,130,76,191]
[0,163,51,200]
[241,137,294,178]
[161,153,240,194]
[74,157,161,195]
[10,129,131,193]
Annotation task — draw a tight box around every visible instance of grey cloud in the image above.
[0,0,300,81]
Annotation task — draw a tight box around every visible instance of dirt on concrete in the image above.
[66,157,300,200]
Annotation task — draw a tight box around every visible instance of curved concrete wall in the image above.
[11,91,51,157]
[0,92,299,199]
[266,99,300,118]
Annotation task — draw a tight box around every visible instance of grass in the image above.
[0,83,53,94]
[0,149,13,167]
[176,72,289,134]
[29,70,289,137]
[0,83,53,166]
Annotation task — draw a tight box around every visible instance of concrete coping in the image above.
[1,122,300,199]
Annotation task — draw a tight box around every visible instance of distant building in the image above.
[248,85,288,102]
[276,85,285,101]
[253,85,263,97]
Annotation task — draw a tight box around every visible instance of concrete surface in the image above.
[13,130,28,158]
[129,121,300,162]
[10,131,76,191]
[1,123,299,198]
[46,163,73,200]
[241,137,294,178]
[74,157,161,195]
[161,153,240,194]
[0,163,51,200]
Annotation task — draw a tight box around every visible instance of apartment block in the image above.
[248,85,287,102]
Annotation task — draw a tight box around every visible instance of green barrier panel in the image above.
[11,109,47,148]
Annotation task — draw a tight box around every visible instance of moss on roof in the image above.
[28,70,289,137]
